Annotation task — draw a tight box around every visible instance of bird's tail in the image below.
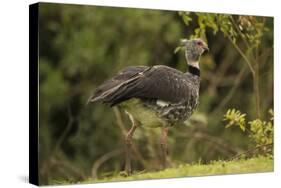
[86,83,123,106]
[86,96,98,105]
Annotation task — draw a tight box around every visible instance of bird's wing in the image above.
[89,65,192,106]
[88,66,149,103]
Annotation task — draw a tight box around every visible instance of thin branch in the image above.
[91,149,123,179]
[227,35,255,75]
[206,50,235,97]
[192,131,241,156]
[40,106,75,183]
[174,126,241,156]
[53,106,74,155]
[253,60,261,118]
[51,156,86,179]
[230,16,251,50]
[229,143,273,161]
[211,63,248,115]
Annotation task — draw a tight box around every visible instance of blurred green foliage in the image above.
[37,3,273,185]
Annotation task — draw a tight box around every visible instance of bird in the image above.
[88,38,209,175]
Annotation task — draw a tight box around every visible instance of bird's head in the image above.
[179,38,209,68]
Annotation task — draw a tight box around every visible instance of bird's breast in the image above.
[119,98,166,128]
[119,95,199,128]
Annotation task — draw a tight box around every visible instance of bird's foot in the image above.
[119,170,131,177]
[125,158,132,176]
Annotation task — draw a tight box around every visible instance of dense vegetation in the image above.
[38,3,273,185]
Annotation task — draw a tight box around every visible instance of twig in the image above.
[229,143,273,161]
[227,34,261,118]
[174,126,241,157]
[91,149,123,179]
[227,35,255,75]
[253,60,261,118]
[192,131,241,156]
[53,106,74,155]
[206,50,235,97]
[211,63,248,116]
[40,106,75,183]
[230,16,251,50]
[51,157,86,179]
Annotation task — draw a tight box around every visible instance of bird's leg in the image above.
[160,127,169,169]
[124,112,139,175]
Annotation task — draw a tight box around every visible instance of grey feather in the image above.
[88,38,208,126]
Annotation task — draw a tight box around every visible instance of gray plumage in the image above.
[88,38,208,127]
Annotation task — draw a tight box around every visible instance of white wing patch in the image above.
[156,99,170,107]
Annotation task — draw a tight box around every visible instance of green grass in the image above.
[52,156,273,185]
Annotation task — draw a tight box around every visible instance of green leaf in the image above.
[182,14,192,25]
[240,124,246,132]
[174,46,183,54]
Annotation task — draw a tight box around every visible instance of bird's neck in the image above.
[185,51,200,76]
[187,61,200,77]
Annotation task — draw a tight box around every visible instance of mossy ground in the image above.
[51,156,273,185]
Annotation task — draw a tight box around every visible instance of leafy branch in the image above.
[223,109,247,132]
[223,108,273,157]
[179,13,269,118]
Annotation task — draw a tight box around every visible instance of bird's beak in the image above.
[202,44,209,52]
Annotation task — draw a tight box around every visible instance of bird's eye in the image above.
[197,41,203,46]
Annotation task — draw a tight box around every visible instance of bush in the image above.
[223,108,273,157]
